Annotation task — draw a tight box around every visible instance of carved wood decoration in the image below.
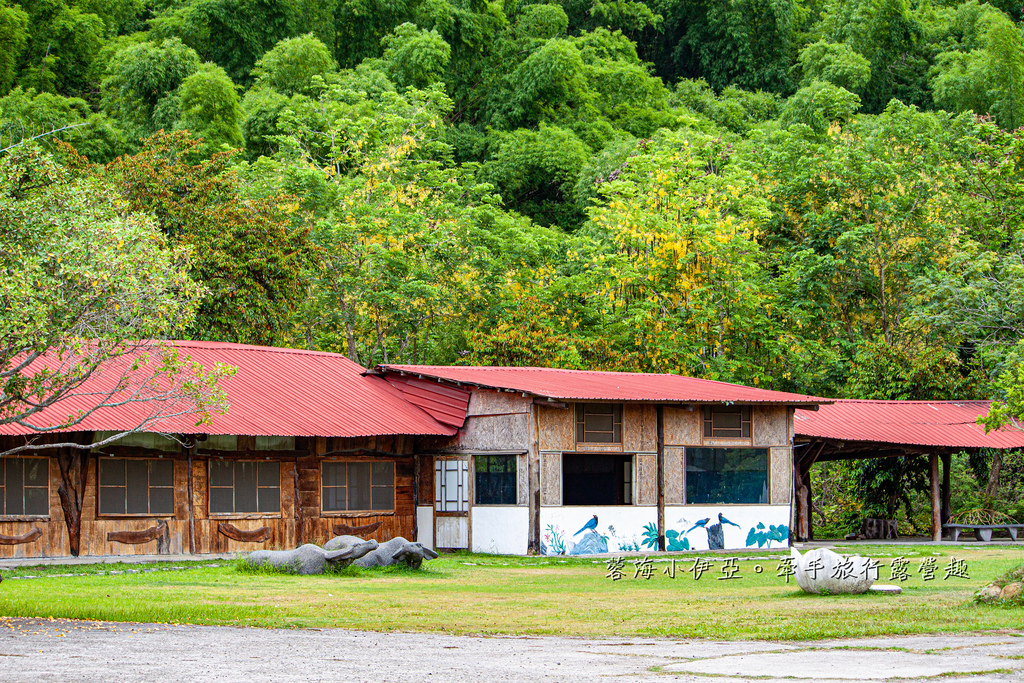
[0,527,43,545]
[333,520,383,537]
[107,520,170,554]
[218,522,272,543]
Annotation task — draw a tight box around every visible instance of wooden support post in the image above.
[186,444,196,555]
[528,404,541,554]
[941,452,951,526]
[656,405,665,552]
[930,453,941,542]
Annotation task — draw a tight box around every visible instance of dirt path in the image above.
[1,617,1022,682]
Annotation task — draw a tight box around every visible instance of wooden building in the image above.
[1,342,826,559]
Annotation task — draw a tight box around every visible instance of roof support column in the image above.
[941,453,952,527]
[528,403,541,554]
[930,453,941,542]
[656,405,665,552]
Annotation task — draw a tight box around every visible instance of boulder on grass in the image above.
[791,547,877,595]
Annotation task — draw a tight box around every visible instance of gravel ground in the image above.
[0,618,1022,682]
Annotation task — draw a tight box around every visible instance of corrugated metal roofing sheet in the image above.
[378,364,827,405]
[382,374,470,428]
[794,399,1024,449]
[1,341,457,438]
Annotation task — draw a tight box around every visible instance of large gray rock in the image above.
[244,540,378,575]
[331,536,438,569]
[791,547,878,595]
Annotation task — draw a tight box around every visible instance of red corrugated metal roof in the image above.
[1,341,457,438]
[382,374,469,428]
[378,365,827,405]
[794,399,1024,449]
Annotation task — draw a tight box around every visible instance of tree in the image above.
[104,131,313,345]
[379,23,450,91]
[0,144,231,555]
[99,38,201,142]
[931,3,1024,131]
[176,62,244,153]
[0,1,28,94]
[798,41,871,93]
[251,33,337,96]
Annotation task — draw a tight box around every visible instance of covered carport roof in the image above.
[794,399,1024,454]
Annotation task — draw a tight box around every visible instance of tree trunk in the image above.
[986,451,1002,500]
[55,445,90,557]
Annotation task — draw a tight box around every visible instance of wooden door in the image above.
[434,456,470,549]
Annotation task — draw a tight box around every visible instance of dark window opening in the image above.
[562,453,633,506]
[686,448,768,504]
[1,457,49,516]
[475,455,517,505]
[703,406,752,438]
[322,461,395,512]
[575,403,623,443]
[99,458,174,515]
[210,461,280,514]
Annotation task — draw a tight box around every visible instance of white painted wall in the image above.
[416,506,433,549]
[471,506,529,555]
[665,505,791,551]
[435,515,469,548]
[540,507,658,556]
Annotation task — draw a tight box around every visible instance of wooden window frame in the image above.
[97,457,175,518]
[575,403,623,445]
[684,447,771,505]
[703,405,752,440]
[473,454,517,506]
[208,460,281,517]
[320,459,396,516]
[0,456,50,518]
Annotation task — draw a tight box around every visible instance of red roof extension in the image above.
[378,364,826,406]
[794,400,1024,449]
[1,341,457,439]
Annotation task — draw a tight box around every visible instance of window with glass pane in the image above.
[1,457,49,516]
[562,453,633,505]
[209,461,280,514]
[475,455,517,505]
[99,458,174,515]
[703,406,752,438]
[321,461,394,512]
[685,448,768,504]
[575,403,623,443]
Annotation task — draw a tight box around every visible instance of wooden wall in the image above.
[0,433,417,559]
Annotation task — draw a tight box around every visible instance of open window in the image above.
[703,405,752,439]
[209,461,280,514]
[686,448,768,504]
[474,455,517,505]
[575,403,622,444]
[562,453,633,506]
[99,458,174,515]
[0,457,49,516]
[322,461,395,512]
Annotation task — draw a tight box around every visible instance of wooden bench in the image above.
[943,523,1024,542]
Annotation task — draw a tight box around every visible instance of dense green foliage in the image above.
[2,0,1024,523]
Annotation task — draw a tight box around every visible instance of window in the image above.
[435,459,468,512]
[562,453,633,506]
[703,406,752,438]
[99,458,174,515]
[255,435,295,451]
[1,457,49,516]
[686,448,768,504]
[209,461,280,514]
[575,403,623,444]
[322,461,395,512]
[475,455,517,505]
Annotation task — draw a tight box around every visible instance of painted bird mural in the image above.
[686,513,741,550]
[573,515,599,537]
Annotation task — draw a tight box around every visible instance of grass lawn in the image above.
[1,544,1022,640]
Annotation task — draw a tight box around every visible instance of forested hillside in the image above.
[3,0,1024,528]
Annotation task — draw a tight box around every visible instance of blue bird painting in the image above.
[573,515,598,537]
[684,513,741,549]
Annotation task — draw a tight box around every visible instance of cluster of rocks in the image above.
[976,566,1024,604]
[242,536,438,575]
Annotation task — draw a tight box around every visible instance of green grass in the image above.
[1,545,1022,640]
